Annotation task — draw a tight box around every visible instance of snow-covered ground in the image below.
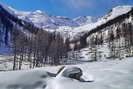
[0,55,32,71]
[0,57,133,89]
[0,55,13,71]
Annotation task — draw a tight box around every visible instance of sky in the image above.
[0,0,133,18]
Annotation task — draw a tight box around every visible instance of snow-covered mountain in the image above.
[0,3,133,89]
[1,2,132,41]
[14,10,80,29]
[70,5,133,61]
[15,11,98,29]
[49,5,133,43]
[2,3,95,29]
[0,2,132,41]
[73,16,97,25]
[0,2,133,64]
[68,5,133,41]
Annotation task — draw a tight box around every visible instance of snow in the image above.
[0,55,13,71]
[0,2,80,30]
[1,2,132,42]
[68,5,133,41]
[54,5,133,41]
[74,16,97,25]
[0,57,133,89]
[0,2,16,15]
[0,3,133,89]
[12,10,80,29]
[101,5,132,21]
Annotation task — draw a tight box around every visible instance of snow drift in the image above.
[0,58,133,89]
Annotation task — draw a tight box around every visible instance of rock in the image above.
[62,67,83,80]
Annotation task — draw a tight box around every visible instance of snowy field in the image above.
[0,55,13,71]
[0,57,133,89]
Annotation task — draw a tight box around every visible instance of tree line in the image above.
[10,27,73,70]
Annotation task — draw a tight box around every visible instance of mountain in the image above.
[14,10,80,29]
[0,2,44,54]
[0,3,133,89]
[0,2,133,67]
[5,4,96,29]
[69,5,133,41]
[0,2,98,29]
[73,16,97,25]
[69,5,133,61]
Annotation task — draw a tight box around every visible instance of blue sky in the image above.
[1,0,133,18]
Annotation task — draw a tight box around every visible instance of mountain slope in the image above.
[69,5,133,41]
[4,3,94,29]
[0,2,133,64]
[14,10,79,29]
[73,16,97,25]
[69,5,133,61]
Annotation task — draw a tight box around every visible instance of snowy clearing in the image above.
[0,57,133,89]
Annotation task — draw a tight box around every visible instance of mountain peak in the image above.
[0,2,132,30]
[74,16,97,25]
[32,10,45,15]
[34,10,43,13]
[99,5,133,22]
[112,5,132,11]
